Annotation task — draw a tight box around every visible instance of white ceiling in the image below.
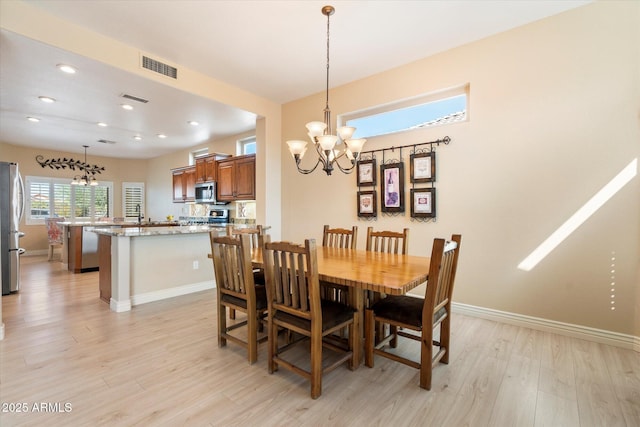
[0,0,591,159]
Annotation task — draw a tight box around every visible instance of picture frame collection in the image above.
[357,151,437,220]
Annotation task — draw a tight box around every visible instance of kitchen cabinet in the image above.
[195,155,217,184]
[172,166,196,202]
[216,154,256,201]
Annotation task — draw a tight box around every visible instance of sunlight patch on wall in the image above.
[518,158,638,271]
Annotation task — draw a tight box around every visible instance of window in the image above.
[239,136,256,155]
[122,182,145,222]
[341,85,468,139]
[25,176,113,225]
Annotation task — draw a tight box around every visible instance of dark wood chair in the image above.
[262,236,356,399]
[321,225,358,306]
[210,233,268,364]
[364,234,462,390]
[366,226,409,254]
[225,225,268,319]
[365,227,410,337]
[322,225,358,250]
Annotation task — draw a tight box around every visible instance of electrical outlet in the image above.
[193,260,199,270]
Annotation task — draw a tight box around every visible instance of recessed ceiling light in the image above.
[133,135,142,141]
[39,96,56,103]
[188,121,199,126]
[157,134,167,139]
[27,116,40,122]
[57,64,76,74]
[121,104,134,110]
[97,122,108,127]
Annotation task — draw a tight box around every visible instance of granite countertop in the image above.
[90,224,227,237]
[59,221,180,227]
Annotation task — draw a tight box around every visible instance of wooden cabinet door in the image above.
[195,158,206,183]
[172,170,185,202]
[205,157,217,182]
[184,167,196,201]
[234,155,256,200]
[216,160,235,201]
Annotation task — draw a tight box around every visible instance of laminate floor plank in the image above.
[1,256,638,427]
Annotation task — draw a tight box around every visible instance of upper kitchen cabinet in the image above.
[195,155,217,184]
[216,154,256,201]
[172,166,196,202]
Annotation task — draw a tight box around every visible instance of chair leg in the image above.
[48,244,53,261]
[390,325,398,348]
[364,308,375,368]
[310,329,323,399]
[419,328,433,390]
[268,317,277,374]
[229,308,236,320]
[218,305,227,348]
[247,308,257,364]
[440,315,451,364]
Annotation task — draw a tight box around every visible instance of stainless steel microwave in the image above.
[194,182,217,204]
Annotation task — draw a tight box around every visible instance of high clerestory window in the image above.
[341,85,468,139]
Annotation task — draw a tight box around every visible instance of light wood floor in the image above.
[1,256,638,426]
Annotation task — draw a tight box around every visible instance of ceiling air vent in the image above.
[121,93,149,104]
[98,139,117,144]
[141,55,178,79]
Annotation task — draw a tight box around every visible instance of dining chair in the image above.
[225,225,269,319]
[366,226,409,255]
[210,232,268,364]
[262,236,357,399]
[365,227,410,338]
[322,225,358,250]
[45,217,65,261]
[364,234,462,390]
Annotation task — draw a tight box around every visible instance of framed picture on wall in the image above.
[380,162,404,213]
[357,159,377,186]
[410,188,436,218]
[357,190,377,218]
[410,152,436,183]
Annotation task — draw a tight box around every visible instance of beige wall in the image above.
[282,1,640,335]
[0,141,148,251]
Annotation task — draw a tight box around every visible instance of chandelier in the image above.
[71,145,99,186]
[286,5,366,176]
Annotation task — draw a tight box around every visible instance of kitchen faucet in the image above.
[136,204,144,225]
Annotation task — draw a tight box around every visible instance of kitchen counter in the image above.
[96,225,220,312]
[91,224,226,238]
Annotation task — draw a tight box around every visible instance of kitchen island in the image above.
[60,220,179,273]
[92,225,225,312]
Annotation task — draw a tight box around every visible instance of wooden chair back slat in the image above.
[226,224,266,250]
[322,225,358,250]
[423,235,461,325]
[264,238,320,321]
[366,227,409,255]
[212,234,253,295]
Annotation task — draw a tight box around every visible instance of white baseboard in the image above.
[110,298,131,313]
[0,322,4,340]
[131,280,215,306]
[23,249,48,256]
[452,302,638,351]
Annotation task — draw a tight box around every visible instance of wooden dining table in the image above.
[251,246,432,368]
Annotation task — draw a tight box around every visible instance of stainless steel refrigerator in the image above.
[1,162,26,295]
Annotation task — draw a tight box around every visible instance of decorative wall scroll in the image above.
[381,162,404,213]
[410,152,435,183]
[35,155,105,176]
[410,188,436,218]
[357,159,377,186]
[357,190,377,218]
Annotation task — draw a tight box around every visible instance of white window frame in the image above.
[24,176,114,225]
[339,84,469,139]
[238,136,256,155]
[122,182,145,222]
